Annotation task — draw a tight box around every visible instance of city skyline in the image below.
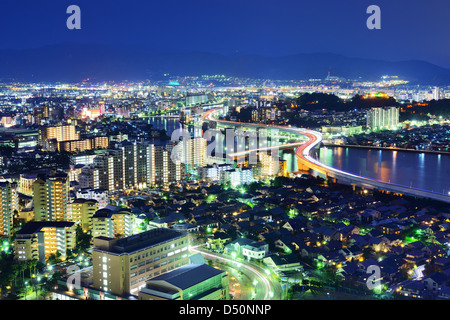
[1,0,450,306]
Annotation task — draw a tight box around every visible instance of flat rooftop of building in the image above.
[146,263,224,290]
[94,228,187,254]
[17,221,75,235]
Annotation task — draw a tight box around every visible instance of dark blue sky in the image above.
[1,0,449,68]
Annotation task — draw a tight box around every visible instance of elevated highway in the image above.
[202,109,450,204]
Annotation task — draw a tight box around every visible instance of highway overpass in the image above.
[203,109,450,204]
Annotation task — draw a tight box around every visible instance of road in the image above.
[190,246,282,300]
[202,108,450,203]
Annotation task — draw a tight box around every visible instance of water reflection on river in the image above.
[148,117,450,195]
[315,146,450,195]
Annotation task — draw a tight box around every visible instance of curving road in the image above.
[190,246,282,300]
[202,109,450,203]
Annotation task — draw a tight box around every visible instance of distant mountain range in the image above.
[1,43,450,85]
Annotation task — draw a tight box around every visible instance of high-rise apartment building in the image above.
[366,107,399,131]
[92,228,189,296]
[222,167,254,188]
[19,174,38,196]
[432,87,442,101]
[58,136,109,153]
[14,221,76,263]
[70,199,98,233]
[0,181,18,237]
[92,142,183,192]
[32,172,69,222]
[91,205,135,239]
[172,137,207,173]
[198,163,233,182]
[40,124,80,150]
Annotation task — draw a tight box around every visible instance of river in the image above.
[317,146,450,195]
[148,117,450,196]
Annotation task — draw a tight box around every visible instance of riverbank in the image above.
[323,143,450,155]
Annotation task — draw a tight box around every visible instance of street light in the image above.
[24,281,29,300]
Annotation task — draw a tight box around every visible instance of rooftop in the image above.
[146,263,224,290]
[94,228,187,254]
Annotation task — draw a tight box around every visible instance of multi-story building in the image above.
[58,136,109,153]
[432,86,442,101]
[77,166,96,189]
[198,163,233,182]
[366,107,399,131]
[76,188,108,209]
[251,100,281,123]
[92,228,189,296]
[14,221,76,263]
[93,142,183,192]
[173,137,207,173]
[19,173,38,196]
[157,142,183,187]
[91,205,135,239]
[0,181,18,237]
[138,263,229,300]
[40,124,80,151]
[32,172,69,222]
[70,199,98,233]
[259,152,281,178]
[222,167,254,188]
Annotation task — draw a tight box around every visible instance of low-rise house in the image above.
[224,238,269,260]
[339,246,363,262]
[241,241,269,261]
[207,232,232,251]
[403,249,426,265]
[263,253,301,272]
[368,237,389,253]
[399,280,426,299]
[438,285,450,300]
[422,272,449,294]
[315,252,346,268]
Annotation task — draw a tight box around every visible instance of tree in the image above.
[28,259,39,276]
[75,225,92,251]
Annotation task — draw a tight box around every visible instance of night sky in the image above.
[1,0,449,68]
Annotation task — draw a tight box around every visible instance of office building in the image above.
[92,228,189,296]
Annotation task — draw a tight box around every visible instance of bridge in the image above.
[203,109,450,204]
